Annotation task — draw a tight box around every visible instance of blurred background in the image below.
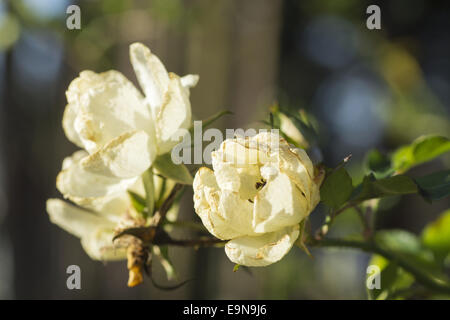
[0,0,449,299]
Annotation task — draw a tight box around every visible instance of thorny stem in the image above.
[307,237,450,295]
[354,205,372,239]
[163,219,209,232]
[149,183,184,227]
[123,183,183,287]
[156,237,226,247]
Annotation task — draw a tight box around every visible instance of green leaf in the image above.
[320,167,353,209]
[422,209,450,258]
[189,110,232,135]
[153,153,193,185]
[233,264,241,272]
[414,170,450,202]
[352,174,418,202]
[269,105,319,149]
[155,177,167,209]
[367,262,399,300]
[153,245,177,281]
[368,255,414,300]
[375,230,443,276]
[128,191,146,214]
[142,169,155,218]
[374,230,450,293]
[365,149,394,178]
[392,135,450,173]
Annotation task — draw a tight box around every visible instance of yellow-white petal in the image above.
[193,167,243,240]
[219,138,268,167]
[253,172,309,233]
[84,193,130,223]
[62,104,84,148]
[46,199,114,239]
[278,147,314,208]
[225,225,300,267]
[57,151,138,204]
[81,228,127,261]
[62,150,87,170]
[155,74,192,155]
[67,70,155,153]
[290,147,314,177]
[211,153,241,192]
[129,42,170,116]
[80,130,155,179]
[218,190,256,236]
[180,74,199,89]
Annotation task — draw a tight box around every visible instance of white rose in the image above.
[47,150,149,260]
[47,151,176,261]
[193,132,320,267]
[59,42,198,207]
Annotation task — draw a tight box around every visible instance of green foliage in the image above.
[352,174,418,202]
[324,135,450,299]
[128,191,146,214]
[320,167,353,209]
[269,106,319,149]
[154,245,177,281]
[422,209,450,259]
[153,153,193,185]
[101,0,131,14]
[375,230,443,276]
[142,169,156,219]
[365,149,394,178]
[392,135,450,173]
[366,231,445,299]
[189,110,232,136]
[367,261,399,300]
[415,170,450,202]
[0,13,20,50]
[368,255,414,300]
[201,110,233,130]
[366,136,450,179]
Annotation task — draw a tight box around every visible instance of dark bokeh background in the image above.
[0,0,449,299]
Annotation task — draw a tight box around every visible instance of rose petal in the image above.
[62,104,83,148]
[62,150,88,170]
[57,151,138,205]
[129,42,170,116]
[253,172,309,233]
[81,228,127,261]
[193,167,243,240]
[155,74,192,154]
[219,138,268,167]
[218,190,256,236]
[211,153,241,192]
[67,70,155,153]
[180,74,199,89]
[81,130,155,179]
[225,225,299,267]
[278,146,314,209]
[46,199,115,239]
